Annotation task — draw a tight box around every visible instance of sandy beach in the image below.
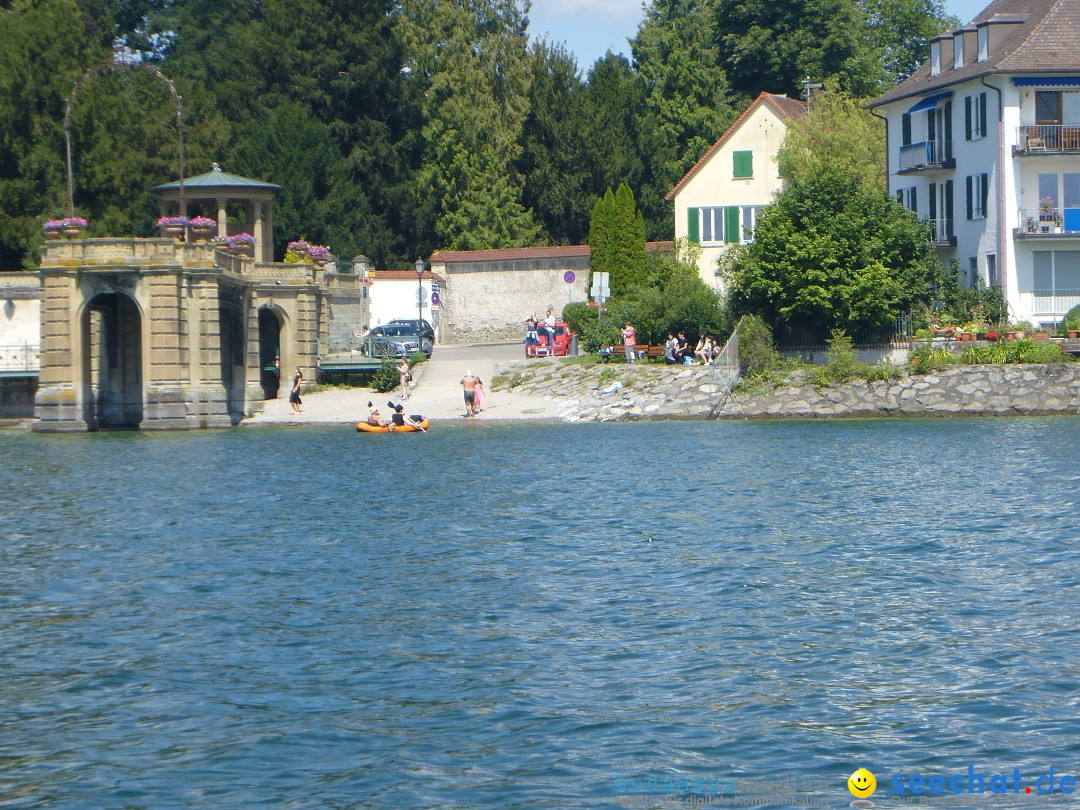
[243,342,561,426]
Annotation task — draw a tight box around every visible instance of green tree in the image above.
[0,0,110,268]
[631,0,735,226]
[714,0,884,100]
[611,183,646,294]
[860,0,958,84]
[727,166,941,334]
[516,40,593,246]
[399,0,540,251]
[777,85,886,193]
[588,189,616,291]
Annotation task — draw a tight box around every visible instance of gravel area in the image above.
[242,342,561,426]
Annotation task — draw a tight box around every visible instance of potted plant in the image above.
[60,216,88,238]
[985,330,1000,342]
[1039,197,1055,232]
[157,215,189,238]
[43,219,65,239]
[287,239,311,258]
[227,233,255,255]
[1012,320,1033,339]
[188,215,215,240]
[1054,211,1064,233]
[309,244,331,267]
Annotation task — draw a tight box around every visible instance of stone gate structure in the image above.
[33,238,361,432]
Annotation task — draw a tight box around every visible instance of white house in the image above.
[666,91,806,288]
[869,0,1080,328]
[367,269,442,333]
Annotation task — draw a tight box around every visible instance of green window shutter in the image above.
[965,96,972,140]
[982,173,989,217]
[980,93,988,131]
[912,187,917,215]
[687,207,700,244]
[966,176,973,220]
[902,113,912,146]
[724,206,741,243]
[733,150,753,178]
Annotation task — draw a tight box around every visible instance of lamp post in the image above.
[415,257,425,337]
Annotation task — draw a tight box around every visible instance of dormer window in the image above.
[978,26,988,62]
[931,41,941,76]
[954,34,964,69]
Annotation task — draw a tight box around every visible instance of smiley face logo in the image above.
[848,768,876,798]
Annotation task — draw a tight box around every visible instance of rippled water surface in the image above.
[3,418,1080,808]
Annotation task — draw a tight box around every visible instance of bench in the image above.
[599,343,663,362]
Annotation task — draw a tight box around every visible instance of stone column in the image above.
[265,200,274,263]
[216,197,227,239]
[254,200,265,262]
[33,270,85,431]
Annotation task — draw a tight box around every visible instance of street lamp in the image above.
[414,256,425,340]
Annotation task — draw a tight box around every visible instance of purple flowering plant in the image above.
[157,215,189,227]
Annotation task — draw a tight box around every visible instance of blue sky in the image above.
[528,0,991,74]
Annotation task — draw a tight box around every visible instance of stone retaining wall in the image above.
[493,359,1080,422]
[722,364,1080,419]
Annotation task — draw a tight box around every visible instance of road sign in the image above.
[563,270,576,284]
[590,271,610,304]
[416,287,428,304]
[431,290,441,306]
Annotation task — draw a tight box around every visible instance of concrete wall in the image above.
[434,253,591,343]
[0,273,41,373]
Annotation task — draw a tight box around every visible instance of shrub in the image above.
[825,329,860,383]
[371,359,399,392]
[736,314,779,377]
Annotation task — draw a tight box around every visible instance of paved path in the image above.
[244,342,560,426]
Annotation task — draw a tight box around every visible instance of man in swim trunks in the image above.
[461,370,479,418]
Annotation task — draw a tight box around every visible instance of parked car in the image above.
[528,320,575,357]
[389,318,435,346]
[365,324,433,358]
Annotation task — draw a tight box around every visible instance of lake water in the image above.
[2,418,1080,809]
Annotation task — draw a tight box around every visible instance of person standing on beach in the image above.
[397,356,411,400]
[461,370,479,418]
[544,308,557,354]
[289,367,303,414]
[622,321,637,364]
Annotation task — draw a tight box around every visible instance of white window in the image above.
[699,205,762,245]
[978,26,988,62]
[931,42,941,76]
[1033,250,1080,295]
[902,187,918,213]
[953,34,964,69]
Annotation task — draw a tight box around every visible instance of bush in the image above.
[736,314,779,377]
[371,359,399,393]
[825,329,859,383]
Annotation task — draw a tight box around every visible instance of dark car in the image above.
[366,324,433,358]
[389,318,435,346]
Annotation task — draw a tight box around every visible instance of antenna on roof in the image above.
[802,76,824,110]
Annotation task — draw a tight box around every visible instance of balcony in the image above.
[928,217,956,246]
[1014,207,1080,238]
[899,140,955,173]
[1033,289,1080,316]
[1015,125,1080,154]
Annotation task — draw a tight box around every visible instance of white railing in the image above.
[1017,125,1080,151]
[0,343,40,373]
[928,217,953,243]
[1032,289,1080,316]
[899,140,952,171]
[1015,207,1080,233]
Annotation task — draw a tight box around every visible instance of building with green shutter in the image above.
[665,92,806,290]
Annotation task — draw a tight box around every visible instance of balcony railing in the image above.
[1016,125,1080,152]
[0,343,40,374]
[1014,207,1080,235]
[899,140,954,172]
[928,217,955,245]
[1033,289,1080,316]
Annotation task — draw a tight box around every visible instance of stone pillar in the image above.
[33,270,85,431]
[216,197,227,239]
[265,200,274,263]
[244,289,267,417]
[254,200,266,262]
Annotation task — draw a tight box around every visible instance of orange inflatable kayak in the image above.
[356,419,429,433]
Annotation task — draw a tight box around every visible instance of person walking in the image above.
[460,370,479,418]
[622,321,637,364]
[289,367,303,414]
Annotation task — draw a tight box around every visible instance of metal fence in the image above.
[707,319,741,418]
[0,343,40,374]
[773,315,915,351]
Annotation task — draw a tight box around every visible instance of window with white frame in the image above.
[902,187,917,213]
[967,173,988,220]
[695,205,762,245]
[1033,250,1080,295]
[966,92,987,140]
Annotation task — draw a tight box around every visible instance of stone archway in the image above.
[81,291,143,429]
[258,306,283,399]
